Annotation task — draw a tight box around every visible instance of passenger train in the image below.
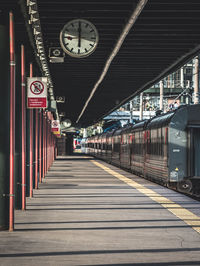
[86,104,200,196]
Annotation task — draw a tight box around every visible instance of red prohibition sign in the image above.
[52,121,58,127]
[30,81,44,95]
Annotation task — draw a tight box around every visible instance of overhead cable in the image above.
[76,0,148,123]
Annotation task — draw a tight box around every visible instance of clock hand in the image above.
[78,21,81,47]
[66,36,78,40]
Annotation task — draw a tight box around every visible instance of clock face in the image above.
[60,19,99,58]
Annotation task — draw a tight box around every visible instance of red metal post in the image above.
[9,11,15,232]
[43,111,45,178]
[35,109,38,189]
[50,125,52,169]
[45,114,47,174]
[21,45,26,210]
[46,119,48,171]
[29,63,33,197]
[47,119,49,171]
[45,114,47,175]
[39,110,42,183]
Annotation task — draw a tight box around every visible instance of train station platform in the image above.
[0,155,200,266]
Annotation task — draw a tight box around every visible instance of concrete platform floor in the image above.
[0,155,200,266]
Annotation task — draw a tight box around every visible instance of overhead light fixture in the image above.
[29,6,37,14]
[49,87,53,93]
[27,0,36,6]
[36,39,42,44]
[61,119,72,128]
[33,28,40,35]
[32,21,40,28]
[31,15,39,22]
[35,35,42,41]
[37,45,43,51]
[37,44,43,49]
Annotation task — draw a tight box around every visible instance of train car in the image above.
[130,121,147,176]
[120,126,132,170]
[144,112,174,184]
[87,104,200,196]
[98,132,107,160]
[112,128,123,167]
[105,129,115,163]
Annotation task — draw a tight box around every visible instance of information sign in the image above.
[27,77,47,108]
[51,120,60,133]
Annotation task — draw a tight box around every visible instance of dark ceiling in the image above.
[2,0,200,127]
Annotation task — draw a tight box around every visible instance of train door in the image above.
[188,127,200,177]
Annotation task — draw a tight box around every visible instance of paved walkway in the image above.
[0,155,200,266]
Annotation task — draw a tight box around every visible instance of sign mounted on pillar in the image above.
[51,120,60,135]
[27,77,47,108]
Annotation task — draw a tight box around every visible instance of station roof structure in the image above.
[2,0,200,126]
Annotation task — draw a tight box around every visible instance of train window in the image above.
[131,131,143,155]
[146,128,165,157]
[113,136,120,152]
[114,143,119,152]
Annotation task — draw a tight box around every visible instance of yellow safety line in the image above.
[91,160,200,234]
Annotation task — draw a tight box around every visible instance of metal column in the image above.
[9,12,16,232]
[160,80,164,111]
[0,20,10,230]
[21,45,26,210]
[35,109,39,189]
[29,63,33,198]
[39,110,42,183]
[139,92,143,121]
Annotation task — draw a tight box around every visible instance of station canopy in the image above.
[2,0,200,126]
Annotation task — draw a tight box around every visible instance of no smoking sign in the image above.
[27,77,47,109]
[30,81,44,95]
[51,120,60,133]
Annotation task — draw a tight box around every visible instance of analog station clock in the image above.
[60,19,99,58]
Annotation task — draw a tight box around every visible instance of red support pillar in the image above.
[35,109,38,189]
[43,111,45,178]
[45,117,47,174]
[29,63,33,198]
[9,11,15,232]
[47,119,49,171]
[21,45,26,210]
[39,110,42,183]
[46,119,49,171]
[45,115,47,175]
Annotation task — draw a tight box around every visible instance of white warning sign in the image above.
[27,77,47,108]
[51,120,60,134]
